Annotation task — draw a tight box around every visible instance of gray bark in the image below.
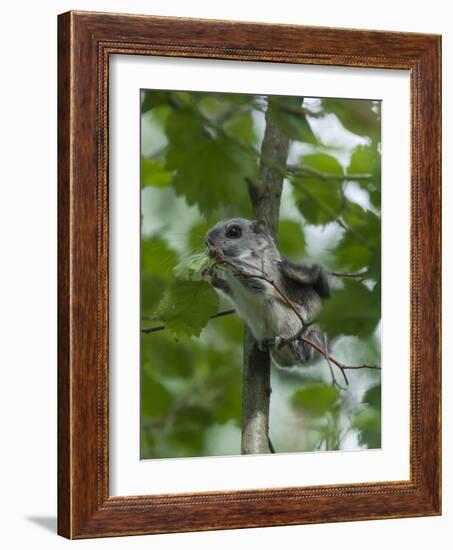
[241,102,291,454]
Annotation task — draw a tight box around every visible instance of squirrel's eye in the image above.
[226,225,242,239]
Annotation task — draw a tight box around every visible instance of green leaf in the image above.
[141,237,178,280]
[268,96,319,144]
[209,358,242,425]
[141,158,172,188]
[165,108,256,215]
[341,202,369,228]
[141,370,172,418]
[352,408,381,448]
[292,177,343,225]
[141,332,194,377]
[292,384,340,417]
[347,145,381,209]
[212,383,242,424]
[173,252,214,281]
[188,221,212,253]
[317,279,380,338]
[167,406,210,456]
[213,314,244,345]
[348,145,377,175]
[141,90,172,113]
[303,153,343,175]
[278,219,305,259]
[141,276,166,315]
[362,384,381,410]
[321,98,381,141]
[198,93,255,119]
[334,232,372,271]
[291,153,344,225]
[141,238,178,317]
[369,188,381,210]
[157,280,219,339]
[336,206,381,274]
[347,208,380,247]
[223,110,256,147]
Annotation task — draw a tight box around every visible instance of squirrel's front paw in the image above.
[208,246,224,262]
[274,335,289,350]
[202,268,232,295]
[201,265,214,279]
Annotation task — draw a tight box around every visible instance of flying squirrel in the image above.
[204,218,331,368]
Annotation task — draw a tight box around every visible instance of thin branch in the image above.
[141,325,166,335]
[289,177,342,220]
[302,336,379,381]
[186,94,370,187]
[169,93,377,254]
[329,269,369,278]
[287,163,373,182]
[323,332,348,389]
[141,260,380,382]
[141,308,235,334]
[213,255,380,380]
[182,101,378,260]
[141,265,378,374]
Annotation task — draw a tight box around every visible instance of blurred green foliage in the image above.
[140,90,381,459]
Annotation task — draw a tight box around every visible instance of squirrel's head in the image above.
[205,218,276,260]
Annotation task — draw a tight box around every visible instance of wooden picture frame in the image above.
[58,10,441,539]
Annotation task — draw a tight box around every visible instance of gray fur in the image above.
[205,218,330,368]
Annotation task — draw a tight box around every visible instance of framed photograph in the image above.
[58,11,441,539]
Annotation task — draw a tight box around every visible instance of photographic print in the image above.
[58,12,441,537]
[140,90,382,459]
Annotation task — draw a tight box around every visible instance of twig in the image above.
[141,261,380,378]
[323,332,348,389]
[329,269,368,278]
[141,308,235,334]
[301,336,379,384]
[169,92,376,253]
[215,256,381,380]
[185,95,370,188]
[287,163,373,182]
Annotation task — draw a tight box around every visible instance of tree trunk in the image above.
[241,101,291,454]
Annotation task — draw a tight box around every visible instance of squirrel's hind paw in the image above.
[257,339,272,352]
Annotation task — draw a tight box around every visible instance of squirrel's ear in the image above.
[251,220,268,234]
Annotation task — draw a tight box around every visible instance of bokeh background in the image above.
[140,90,381,459]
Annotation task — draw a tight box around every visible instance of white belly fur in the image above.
[225,272,302,342]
